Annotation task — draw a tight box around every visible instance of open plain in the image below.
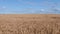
[0,14,60,34]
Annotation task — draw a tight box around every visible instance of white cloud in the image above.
[0,6,6,10]
[2,6,6,9]
[40,9,45,11]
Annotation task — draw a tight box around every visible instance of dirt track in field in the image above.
[0,14,60,34]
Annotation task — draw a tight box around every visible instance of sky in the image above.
[0,0,60,14]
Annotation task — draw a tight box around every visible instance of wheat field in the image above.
[0,14,60,34]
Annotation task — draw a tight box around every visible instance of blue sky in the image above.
[0,0,60,14]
